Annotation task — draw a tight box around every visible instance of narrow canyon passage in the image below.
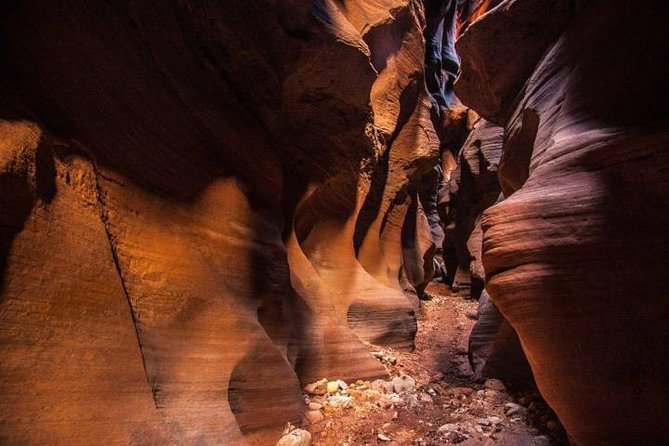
[0,1,667,446]
[305,283,567,445]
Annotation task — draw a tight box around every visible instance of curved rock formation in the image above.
[0,1,438,444]
[458,0,669,444]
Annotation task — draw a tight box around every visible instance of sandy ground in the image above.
[303,282,570,446]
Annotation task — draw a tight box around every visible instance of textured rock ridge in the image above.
[0,1,438,444]
[458,0,669,444]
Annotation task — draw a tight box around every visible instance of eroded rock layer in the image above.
[458,0,669,444]
[0,1,438,444]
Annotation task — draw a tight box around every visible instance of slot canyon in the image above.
[0,0,667,445]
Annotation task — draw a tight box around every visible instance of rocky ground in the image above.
[278,282,569,446]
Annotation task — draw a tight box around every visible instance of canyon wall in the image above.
[0,1,438,444]
[457,0,669,444]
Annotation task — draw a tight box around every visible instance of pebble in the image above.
[389,395,404,405]
[476,418,491,426]
[504,402,525,415]
[377,397,393,409]
[326,381,339,395]
[305,410,324,424]
[533,435,551,446]
[450,387,474,396]
[304,378,328,396]
[446,431,467,443]
[488,416,501,424]
[372,379,394,394]
[392,375,416,393]
[275,429,312,446]
[438,423,458,433]
[308,402,322,410]
[419,393,434,404]
[328,395,353,408]
[378,433,391,441]
[484,379,506,391]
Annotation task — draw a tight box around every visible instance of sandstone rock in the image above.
[326,381,340,395]
[0,0,438,443]
[454,0,574,125]
[305,410,324,425]
[449,387,474,396]
[440,119,503,291]
[484,379,506,391]
[392,375,417,393]
[328,395,353,409]
[461,1,669,443]
[468,290,534,387]
[419,393,434,404]
[304,379,329,396]
[438,423,459,433]
[276,428,312,446]
[372,379,395,394]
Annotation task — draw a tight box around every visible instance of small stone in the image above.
[392,411,398,420]
[372,379,394,394]
[405,394,419,407]
[303,378,328,396]
[305,410,324,424]
[390,395,404,405]
[438,423,459,433]
[532,435,551,446]
[392,375,416,393]
[377,397,392,409]
[419,393,434,404]
[337,380,348,391]
[450,387,474,396]
[275,428,312,446]
[484,379,506,391]
[308,402,322,410]
[372,351,385,359]
[477,418,491,426]
[504,402,524,415]
[328,395,353,408]
[488,416,501,424]
[378,433,391,442]
[327,381,339,395]
[447,431,467,443]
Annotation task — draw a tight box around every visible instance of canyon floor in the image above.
[299,282,570,446]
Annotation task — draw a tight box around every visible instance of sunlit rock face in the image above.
[458,0,669,444]
[0,1,437,444]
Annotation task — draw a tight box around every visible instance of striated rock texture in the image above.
[0,1,438,444]
[458,0,669,444]
[439,118,502,292]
